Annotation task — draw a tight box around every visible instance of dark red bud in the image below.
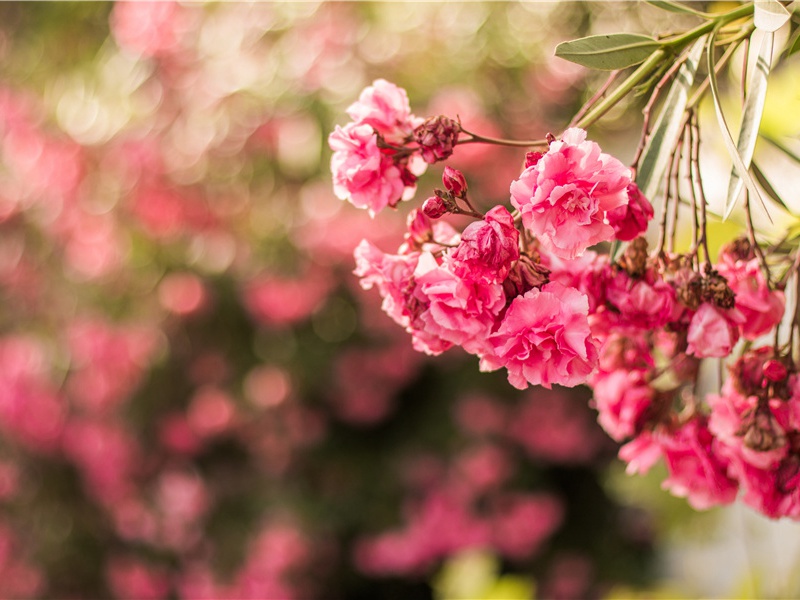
[525,151,543,169]
[442,166,467,198]
[763,359,788,383]
[422,196,448,219]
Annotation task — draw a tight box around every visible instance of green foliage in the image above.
[555,33,661,71]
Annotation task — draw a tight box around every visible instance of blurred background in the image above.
[0,2,798,598]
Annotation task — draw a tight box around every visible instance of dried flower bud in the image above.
[525,151,543,169]
[617,237,649,278]
[742,406,786,452]
[720,237,755,262]
[414,115,459,164]
[503,254,550,299]
[763,359,788,383]
[442,166,467,199]
[422,195,448,219]
[702,270,735,310]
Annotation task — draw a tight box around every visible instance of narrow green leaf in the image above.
[751,162,790,212]
[635,37,706,201]
[762,134,800,164]
[707,28,772,223]
[555,33,661,71]
[754,0,791,33]
[645,0,712,18]
[724,29,773,220]
[787,29,800,56]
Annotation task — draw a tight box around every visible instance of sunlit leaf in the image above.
[635,36,706,200]
[707,27,772,222]
[724,28,774,220]
[555,33,661,70]
[762,134,800,164]
[751,162,790,212]
[754,0,790,32]
[787,29,800,56]
[645,0,712,18]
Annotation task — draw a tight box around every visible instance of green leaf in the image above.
[555,33,661,71]
[787,29,800,56]
[707,27,772,223]
[636,36,706,200]
[754,0,791,33]
[645,0,712,18]
[762,134,800,164]
[724,29,774,220]
[751,162,790,212]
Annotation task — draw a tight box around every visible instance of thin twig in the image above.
[630,45,693,172]
[569,70,623,129]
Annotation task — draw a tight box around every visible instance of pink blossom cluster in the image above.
[339,79,799,518]
[353,121,644,391]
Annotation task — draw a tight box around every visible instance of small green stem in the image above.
[660,2,754,49]
[575,48,668,130]
[458,127,547,148]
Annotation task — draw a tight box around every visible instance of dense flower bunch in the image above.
[332,75,800,519]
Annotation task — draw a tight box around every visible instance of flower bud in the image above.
[442,166,467,198]
[525,151,543,169]
[414,115,459,164]
[422,196,448,219]
[763,359,788,383]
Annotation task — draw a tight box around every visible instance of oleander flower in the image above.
[449,205,519,285]
[591,369,653,441]
[481,281,598,389]
[345,79,423,144]
[686,302,744,359]
[716,252,784,340]
[510,127,630,260]
[411,252,506,356]
[330,123,420,216]
[606,183,654,241]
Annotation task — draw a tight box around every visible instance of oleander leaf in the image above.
[645,1,712,18]
[754,0,791,33]
[635,36,706,201]
[724,28,774,220]
[707,28,772,223]
[555,33,661,71]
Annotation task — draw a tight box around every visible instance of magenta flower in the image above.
[591,369,653,441]
[411,252,506,356]
[658,416,738,511]
[510,127,630,260]
[449,205,519,284]
[481,281,598,389]
[353,239,420,329]
[606,183,654,241]
[686,303,744,358]
[345,79,422,144]
[716,253,784,340]
[329,123,417,216]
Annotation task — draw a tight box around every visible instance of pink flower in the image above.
[686,303,744,358]
[329,123,415,216]
[411,252,505,356]
[510,128,630,260]
[591,370,653,441]
[604,267,677,331]
[606,183,654,241]
[658,417,738,510]
[716,254,784,340]
[481,281,598,389]
[449,205,519,284]
[353,239,420,329]
[345,79,422,144]
[619,431,662,475]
